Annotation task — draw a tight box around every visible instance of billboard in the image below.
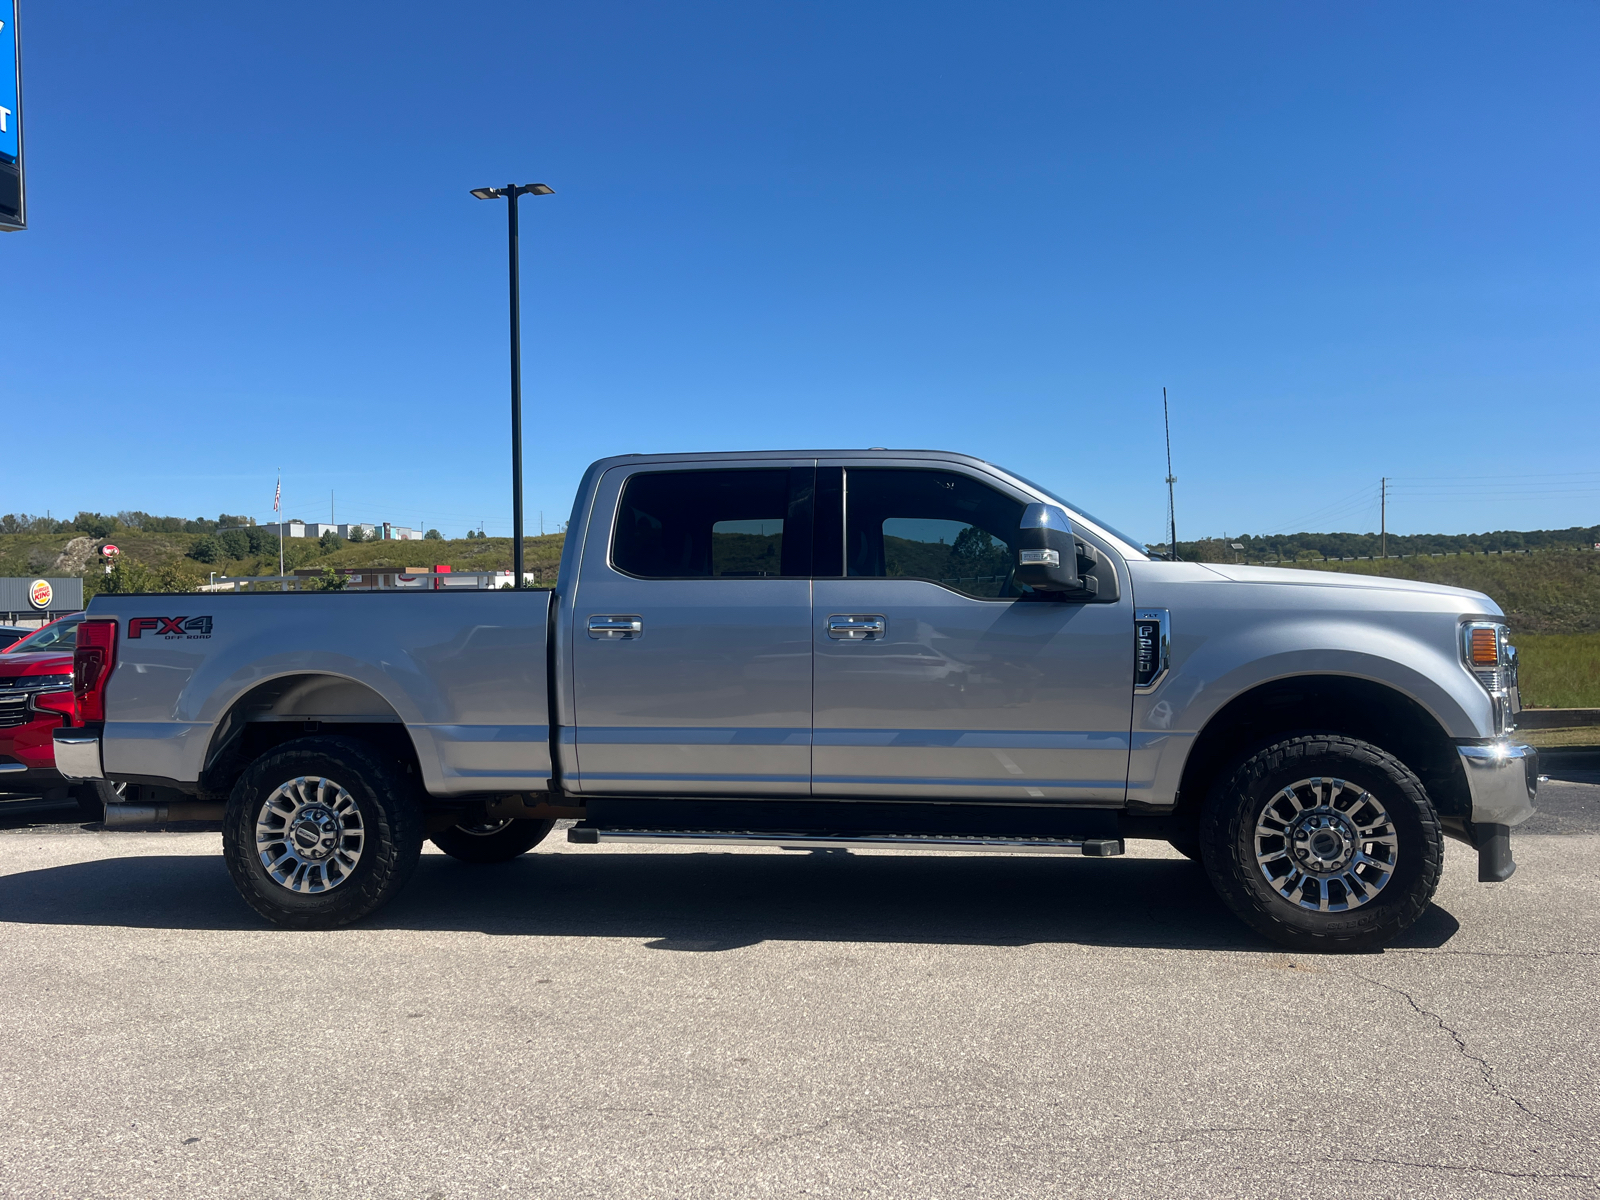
[0,0,22,231]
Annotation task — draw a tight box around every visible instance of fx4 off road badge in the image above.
[128,616,213,640]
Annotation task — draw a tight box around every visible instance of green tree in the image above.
[188,536,221,564]
[73,511,119,538]
[98,558,158,594]
[424,528,443,541]
[218,528,250,559]
[245,527,279,557]
[318,530,346,552]
[308,566,348,591]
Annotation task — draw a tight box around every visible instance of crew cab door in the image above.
[566,462,816,796]
[811,462,1134,803]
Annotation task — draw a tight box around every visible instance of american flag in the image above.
[274,476,281,514]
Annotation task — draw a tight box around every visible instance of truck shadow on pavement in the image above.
[0,847,1462,953]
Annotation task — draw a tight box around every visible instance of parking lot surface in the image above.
[1,770,1596,1199]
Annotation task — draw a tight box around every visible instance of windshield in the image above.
[1002,470,1151,559]
[5,616,83,655]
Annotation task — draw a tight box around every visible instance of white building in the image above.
[257,521,410,540]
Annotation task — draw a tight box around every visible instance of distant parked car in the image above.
[0,614,116,818]
[1,616,82,656]
[0,626,33,651]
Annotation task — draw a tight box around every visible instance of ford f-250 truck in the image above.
[54,449,1538,951]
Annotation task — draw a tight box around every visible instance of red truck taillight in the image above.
[73,619,118,723]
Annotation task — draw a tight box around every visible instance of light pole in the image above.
[471,182,554,589]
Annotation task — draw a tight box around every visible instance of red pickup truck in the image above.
[0,615,113,818]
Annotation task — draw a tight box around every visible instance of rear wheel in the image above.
[223,736,423,929]
[1200,735,1443,953]
[430,817,555,863]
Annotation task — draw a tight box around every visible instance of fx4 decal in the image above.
[128,616,213,639]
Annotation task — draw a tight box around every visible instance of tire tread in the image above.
[1199,734,1444,953]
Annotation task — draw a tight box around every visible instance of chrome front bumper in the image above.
[1456,739,1538,827]
[53,729,105,781]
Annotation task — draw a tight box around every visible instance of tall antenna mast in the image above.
[1163,387,1178,560]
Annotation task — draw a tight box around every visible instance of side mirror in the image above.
[1015,504,1100,598]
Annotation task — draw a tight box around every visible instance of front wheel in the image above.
[430,817,555,863]
[223,736,423,930]
[1200,735,1443,953]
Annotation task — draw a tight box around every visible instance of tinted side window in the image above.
[612,469,807,579]
[844,469,1025,598]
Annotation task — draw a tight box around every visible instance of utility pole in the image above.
[1380,477,1388,562]
[1163,387,1178,559]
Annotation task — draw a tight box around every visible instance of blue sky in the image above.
[3,1,1597,544]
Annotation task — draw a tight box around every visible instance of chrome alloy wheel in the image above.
[1254,777,1398,913]
[255,776,366,894]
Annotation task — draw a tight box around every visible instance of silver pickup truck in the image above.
[54,449,1537,951]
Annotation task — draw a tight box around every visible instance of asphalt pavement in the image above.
[1,765,1597,1199]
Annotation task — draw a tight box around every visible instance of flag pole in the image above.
[276,470,284,588]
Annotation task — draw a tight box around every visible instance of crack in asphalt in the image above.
[1359,976,1540,1120]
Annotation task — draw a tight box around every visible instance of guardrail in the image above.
[1518,709,1600,730]
[1229,546,1600,566]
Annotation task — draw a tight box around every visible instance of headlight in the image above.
[1461,620,1518,735]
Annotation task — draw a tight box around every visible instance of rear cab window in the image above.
[610,468,815,579]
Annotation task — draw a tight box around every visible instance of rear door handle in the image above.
[827,614,885,640]
[588,615,643,640]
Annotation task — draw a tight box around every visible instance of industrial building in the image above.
[256,521,415,540]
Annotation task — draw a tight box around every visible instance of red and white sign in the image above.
[101,544,121,557]
[28,579,53,609]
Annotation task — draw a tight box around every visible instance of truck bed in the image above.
[93,589,554,797]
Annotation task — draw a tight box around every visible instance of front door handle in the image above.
[827,614,885,641]
[588,615,643,640]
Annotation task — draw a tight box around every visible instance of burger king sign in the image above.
[28,579,53,609]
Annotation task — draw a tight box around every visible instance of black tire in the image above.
[1166,820,1203,861]
[430,817,555,863]
[1200,734,1444,953]
[223,736,423,930]
[73,781,122,823]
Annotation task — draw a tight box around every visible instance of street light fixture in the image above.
[471,181,554,588]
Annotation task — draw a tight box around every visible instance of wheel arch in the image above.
[1170,674,1470,828]
[198,672,420,799]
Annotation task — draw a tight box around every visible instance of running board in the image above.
[567,825,1124,856]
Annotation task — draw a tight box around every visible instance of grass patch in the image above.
[1262,551,1600,635]
[1518,726,1600,749]
[1513,632,1600,709]
[316,534,565,581]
